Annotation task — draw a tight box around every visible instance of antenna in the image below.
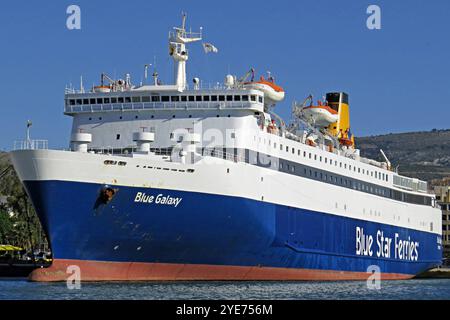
[144,64,151,83]
[80,75,84,93]
[169,13,203,89]
[26,120,32,149]
[181,12,187,30]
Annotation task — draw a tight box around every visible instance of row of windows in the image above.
[276,156,431,206]
[135,164,194,173]
[68,94,263,106]
[88,113,234,122]
[233,147,432,207]
[255,135,389,183]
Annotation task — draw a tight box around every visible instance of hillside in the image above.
[356,129,450,182]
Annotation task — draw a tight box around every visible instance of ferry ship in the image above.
[10,15,442,281]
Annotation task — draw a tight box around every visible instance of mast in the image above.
[168,13,202,90]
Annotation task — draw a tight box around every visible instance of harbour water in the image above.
[1,279,449,300]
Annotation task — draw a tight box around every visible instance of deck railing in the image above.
[13,140,48,151]
[64,101,262,114]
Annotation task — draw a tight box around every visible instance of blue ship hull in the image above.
[24,180,441,281]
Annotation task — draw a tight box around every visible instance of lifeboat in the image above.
[243,76,285,103]
[93,85,111,93]
[302,103,338,127]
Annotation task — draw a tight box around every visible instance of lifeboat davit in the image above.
[243,76,285,103]
[302,104,338,127]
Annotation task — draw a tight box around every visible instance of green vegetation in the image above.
[356,129,450,182]
[0,152,47,250]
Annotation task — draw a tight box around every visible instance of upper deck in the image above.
[64,88,266,115]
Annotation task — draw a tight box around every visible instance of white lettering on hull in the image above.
[134,192,183,208]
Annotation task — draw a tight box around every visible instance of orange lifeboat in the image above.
[243,76,285,103]
[302,102,338,127]
[93,85,111,93]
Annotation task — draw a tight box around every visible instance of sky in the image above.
[0,0,449,150]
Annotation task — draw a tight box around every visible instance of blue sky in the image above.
[0,0,449,150]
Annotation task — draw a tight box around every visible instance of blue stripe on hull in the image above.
[24,180,442,277]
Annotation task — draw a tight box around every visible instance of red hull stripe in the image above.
[29,259,414,282]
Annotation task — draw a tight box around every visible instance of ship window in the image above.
[298,150,301,156]
[152,96,160,102]
[69,99,75,105]
[314,154,317,160]
[258,96,263,103]
[303,151,306,157]
[132,96,141,103]
[142,96,150,102]
[219,95,225,101]
[97,98,103,104]
[76,99,82,105]
[196,95,202,102]
[104,98,110,104]
[320,156,322,162]
[274,143,277,148]
[234,95,241,101]
[203,95,210,102]
[286,146,289,152]
[181,96,187,102]
[116,134,120,140]
[211,95,218,101]
[171,96,179,102]
[344,164,347,169]
[226,95,233,101]
[251,95,256,102]
[118,97,124,103]
[83,98,89,104]
[309,153,312,159]
[89,98,96,104]
[111,97,117,103]
[280,144,283,150]
[242,95,249,102]
[188,96,195,102]
[161,96,169,102]
[125,97,131,103]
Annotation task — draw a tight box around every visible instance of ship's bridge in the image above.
[64,88,266,115]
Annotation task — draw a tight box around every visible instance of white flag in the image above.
[202,42,218,54]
